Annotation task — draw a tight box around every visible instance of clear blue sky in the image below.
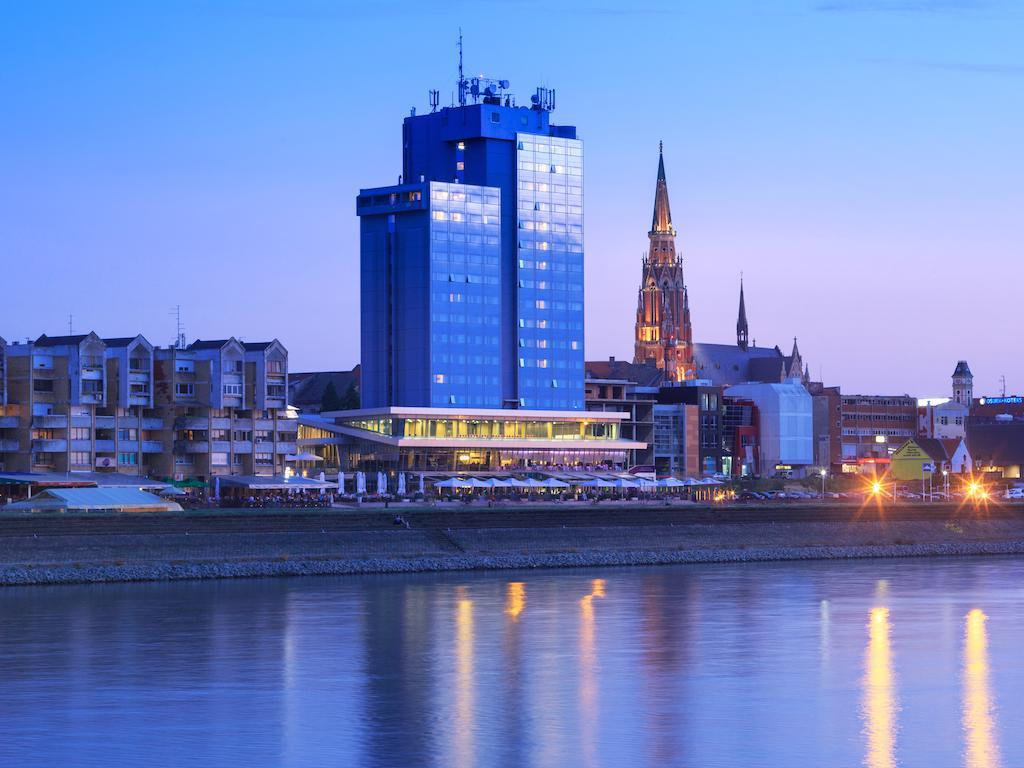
[2,0,1021,396]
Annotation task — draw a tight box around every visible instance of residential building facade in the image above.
[0,333,294,481]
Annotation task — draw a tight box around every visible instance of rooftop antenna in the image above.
[170,305,186,349]
[457,29,466,107]
[429,89,439,112]
[1000,374,1007,397]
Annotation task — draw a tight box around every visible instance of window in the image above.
[434,374,445,384]
[117,428,137,441]
[233,430,252,441]
[82,380,103,396]
[267,360,284,374]
[70,451,90,466]
[129,358,147,372]
[176,360,195,374]
[33,379,54,393]
[71,428,91,440]
[210,429,228,440]
[267,385,285,398]
[227,360,243,373]
[211,452,229,466]
[255,453,273,466]
[175,383,195,397]
[130,383,149,396]
[254,430,271,441]
[118,452,138,466]
[223,384,242,396]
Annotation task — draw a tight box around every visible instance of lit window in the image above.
[451,212,464,222]
[432,210,447,221]
[571,340,579,350]
[457,142,465,151]
[538,359,549,369]
[535,300,547,309]
[434,374,445,384]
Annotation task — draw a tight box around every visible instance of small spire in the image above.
[736,275,749,351]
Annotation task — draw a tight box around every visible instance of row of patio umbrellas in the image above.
[337,472,725,494]
[434,477,571,489]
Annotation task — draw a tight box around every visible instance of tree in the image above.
[340,381,360,410]
[321,380,343,412]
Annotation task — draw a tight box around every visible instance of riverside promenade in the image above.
[1,501,1022,585]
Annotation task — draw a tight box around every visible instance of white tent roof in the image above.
[6,487,182,512]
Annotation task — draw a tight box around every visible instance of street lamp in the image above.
[820,468,827,498]
[942,469,949,498]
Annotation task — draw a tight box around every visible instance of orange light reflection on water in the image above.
[862,607,897,768]
[505,582,526,621]
[579,579,606,768]
[964,609,1001,768]
[455,587,474,768]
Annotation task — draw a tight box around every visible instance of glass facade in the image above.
[339,414,617,441]
[515,133,585,410]
[427,182,502,407]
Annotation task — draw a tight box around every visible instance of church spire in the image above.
[650,141,674,236]
[736,274,749,351]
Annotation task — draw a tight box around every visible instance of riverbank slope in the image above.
[1,502,1021,585]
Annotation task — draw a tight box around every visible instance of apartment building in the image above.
[0,333,294,481]
[152,338,295,481]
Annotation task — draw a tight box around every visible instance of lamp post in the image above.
[820,468,827,498]
[943,469,949,498]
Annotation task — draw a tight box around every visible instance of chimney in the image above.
[609,356,615,363]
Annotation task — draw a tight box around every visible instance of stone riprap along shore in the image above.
[0,502,1022,586]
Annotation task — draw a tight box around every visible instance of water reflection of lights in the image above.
[964,609,1001,768]
[455,587,474,768]
[862,607,897,768]
[505,582,526,621]
[580,579,606,768]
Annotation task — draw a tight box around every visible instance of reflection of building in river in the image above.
[361,583,435,768]
[862,607,897,768]
[453,587,475,768]
[963,608,1001,768]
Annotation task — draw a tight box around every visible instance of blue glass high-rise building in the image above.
[358,83,584,410]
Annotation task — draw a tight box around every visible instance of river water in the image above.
[2,557,1022,767]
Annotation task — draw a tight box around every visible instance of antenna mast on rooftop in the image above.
[170,305,186,349]
[457,28,467,107]
[1000,374,1007,397]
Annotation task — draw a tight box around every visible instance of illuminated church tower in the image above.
[633,144,694,381]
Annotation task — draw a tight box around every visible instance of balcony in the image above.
[275,442,297,454]
[117,440,139,452]
[70,415,92,428]
[174,440,209,453]
[32,415,68,429]
[175,416,208,430]
[211,440,230,453]
[141,440,164,453]
[32,439,67,452]
[254,419,275,430]
[0,439,19,452]
[232,418,253,429]
[0,416,19,429]
[211,417,231,430]
[232,440,252,454]
[94,439,115,452]
[70,439,93,452]
[141,417,164,430]
[95,416,115,429]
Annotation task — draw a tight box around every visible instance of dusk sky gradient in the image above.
[2,0,1021,396]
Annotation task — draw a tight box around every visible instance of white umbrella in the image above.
[680,478,703,487]
[635,478,659,491]
[659,477,686,488]
[338,472,346,493]
[434,477,471,488]
[485,478,511,488]
[397,473,407,495]
[609,478,639,489]
[701,477,724,486]
[506,478,531,488]
[580,479,613,488]
[213,475,221,500]
[524,478,547,488]
[377,472,387,495]
[418,473,425,495]
[356,472,367,494]
[467,477,492,489]
[539,477,569,488]
[285,452,323,462]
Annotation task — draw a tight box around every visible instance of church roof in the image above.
[650,143,673,235]
[736,279,748,335]
[692,342,788,386]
